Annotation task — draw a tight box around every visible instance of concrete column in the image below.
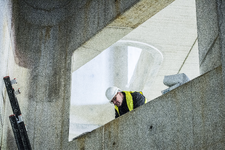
[11,1,72,148]
[16,25,71,150]
[196,0,225,94]
[217,1,225,93]
[196,0,225,105]
[195,0,221,75]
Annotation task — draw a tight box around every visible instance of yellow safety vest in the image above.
[115,91,147,116]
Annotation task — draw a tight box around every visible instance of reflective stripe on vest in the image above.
[115,91,147,116]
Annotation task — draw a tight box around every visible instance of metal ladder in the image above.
[3,76,32,150]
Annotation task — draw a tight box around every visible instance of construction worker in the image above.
[105,86,147,118]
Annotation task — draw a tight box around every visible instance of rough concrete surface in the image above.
[161,73,190,94]
[163,73,190,87]
[217,0,225,98]
[161,83,181,94]
[196,0,222,74]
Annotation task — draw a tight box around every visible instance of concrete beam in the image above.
[72,0,175,72]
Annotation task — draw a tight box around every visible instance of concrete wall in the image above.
[68,66,225,150]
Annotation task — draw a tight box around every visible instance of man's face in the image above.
[111,92,123,107]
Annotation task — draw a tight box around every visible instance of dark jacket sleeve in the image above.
[131,92,146,109]
[115,109,119,118]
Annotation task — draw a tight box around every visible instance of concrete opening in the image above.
[69,40,163,140]
[68,0,200,141]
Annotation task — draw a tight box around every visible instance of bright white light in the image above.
[127,46,142,86]
[71,48,111,105]
[70,46,143,106]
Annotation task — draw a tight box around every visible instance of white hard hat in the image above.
[105,86,119,101]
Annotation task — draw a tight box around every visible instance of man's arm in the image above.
[115,109,119,118]
[131,92,146,109]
